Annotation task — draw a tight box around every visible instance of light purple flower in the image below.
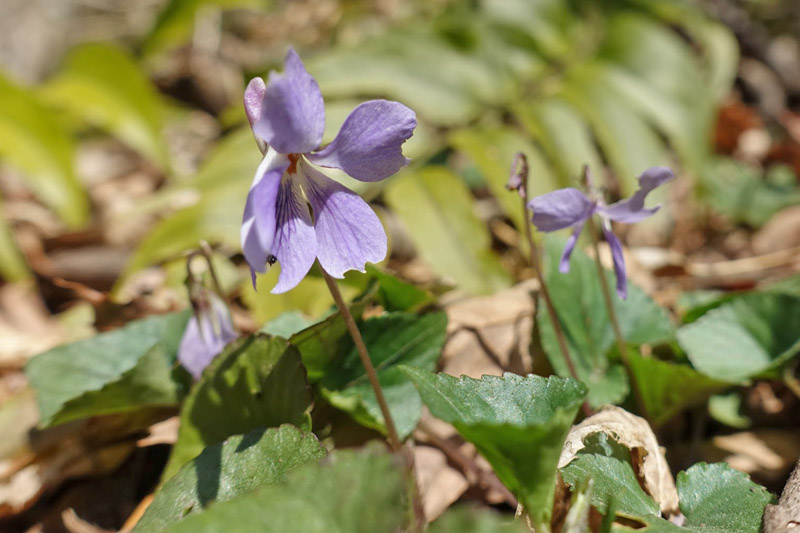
[241,48,417,293]
[178,292,237,380]
[528,167,675,299]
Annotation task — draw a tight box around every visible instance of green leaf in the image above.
[449,126,560,229]
[41,43,169,168]
[562,63,669,195]
[384,166,511,295]
[161,335,313,482]
[403,368,586,531]
[260,311,317,339]
[0,72,87,227]
[677,293,800,382]
[26,311,190,427]
[0,200,30,280]
[135,425,326,532]
[708,391,750,429]
[164,445,407,533]
[310,29,512,126]
[366,265,433,313]
[628,353,731,427]
[515,97,604,184]
[676,463,773,532]
[538,235,675,407]
[321,311,447,439]
[428,506,526,532]
[560,432,660,520]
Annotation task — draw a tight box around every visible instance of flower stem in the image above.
[586,216,650,423]
[521,196,592,418]
[321,269,402,450]
[320,268,426,531]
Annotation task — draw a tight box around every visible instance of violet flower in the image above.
[241,48,416,293]
[178,292,237,380]
[528,166,675,299]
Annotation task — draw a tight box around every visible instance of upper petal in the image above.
[603,227,628,300]
[241,150,289,273]
[307,100,416,182]
[244,77,266,128]
[270,175,317,293]
[528,188,595,232]
[301,161,387,278]
[252,48,325,154]
[598,166,675,224]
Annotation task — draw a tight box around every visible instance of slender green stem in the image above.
[586,216,650,423]
[320,268,425,531]
[521,196,592,417]
[321,269,402,450]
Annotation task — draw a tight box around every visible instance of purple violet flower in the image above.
[241,48,417,293]
[178,292,237,380]
[528,166,675,299]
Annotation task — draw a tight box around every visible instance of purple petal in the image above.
[244,77,266,128]
[559,221,585,273]
[241,150,290,274]
[253,48,325,154]
[301,161,387,278]
[603,227,628,300]
[529,188,595,232]
[178,294,237,380]
[307,100,416,182]
[271,176,317,293]
[598,166,675,224]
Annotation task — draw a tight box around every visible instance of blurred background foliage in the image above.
[0,0,786,323]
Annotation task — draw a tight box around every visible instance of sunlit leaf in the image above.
[161,335,312,482]
[0,73,87,227]
[40,43,169,168]
[404,368,586,531]
[384,166,511,295]
[164,445,406,533]
[321,312,447,439]
[136,425,325,532]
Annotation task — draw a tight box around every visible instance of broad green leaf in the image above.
[311,29,513,126]
[321,312,447,439]
[560,432,659,519]
[404,368,586,532]
[26,311,190,427]
[515,97,604,185]
[428,506,526,532]
[242,268,339,326]
[384,166,511,295]
[563,63,669,195]
[0,73,87,227]
[144,0,261,57]
[165,445,406,533]
[676,462,773,532]
[136,425,325,532]
[538,235,675,407]
[628,353,731,427]
[449,126,559,229]
[260,311,317,339]
[40,43,169,168]
[677,293,800,382]
[161,335,313,481]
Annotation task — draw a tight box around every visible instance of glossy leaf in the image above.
[321,311,447,439]
[404,368,586,531]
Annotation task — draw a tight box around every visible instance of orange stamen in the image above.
[287,153,300,174]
